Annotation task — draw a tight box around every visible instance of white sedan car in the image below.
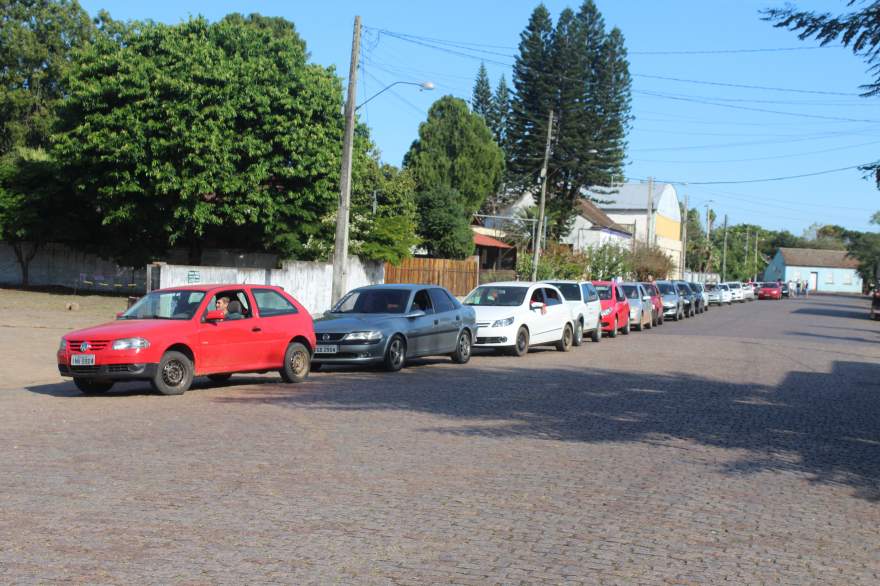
[542,280,602,344]
[725,281,745,303]
[465,282,575,356]
[705,283,732,305]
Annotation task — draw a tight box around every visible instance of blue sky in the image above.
[79,0,880,235]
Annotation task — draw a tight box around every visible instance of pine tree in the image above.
[488,74,511,153]
[471,62,493,119]
[508,4,555,185]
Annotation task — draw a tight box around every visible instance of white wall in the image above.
[0,242,145,292]
[158,256,384,315]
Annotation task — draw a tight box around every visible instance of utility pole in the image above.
[721,214,729,282]
[331,15,361,305]
[646,177,654,246]
[754,235,760,281]
[530,109,554,281]
[744,228,749,279]
[680,192,688,279]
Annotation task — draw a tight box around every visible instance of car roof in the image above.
[478,281,533,288]
[158,284,281,292]
[353,283,444,291]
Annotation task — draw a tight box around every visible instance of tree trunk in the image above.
[11,241,40,288]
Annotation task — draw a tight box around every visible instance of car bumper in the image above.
[473,325,517,347]
[312,341,386,363]
[662,305,678,316]
[58,362,158,380]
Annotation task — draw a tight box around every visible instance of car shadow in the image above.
[25,374,287,398]
[213,359,880,501]
[792,307,867,320]
[786,331,879,345]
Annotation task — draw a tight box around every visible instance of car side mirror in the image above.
[406,310,426,319]
[205,310,226,322]
[643,296,652,302]
[530,301,545,310]
[116,311,124,318]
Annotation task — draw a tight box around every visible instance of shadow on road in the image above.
[792,306,867,320]
[787,330,879,345]
[214,359,880,501]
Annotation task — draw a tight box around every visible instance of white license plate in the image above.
[71,354,96,366]
[315,344,338,354]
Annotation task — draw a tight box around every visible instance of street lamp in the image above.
[357,81,434,111]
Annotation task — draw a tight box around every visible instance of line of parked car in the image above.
[57,277,763,396]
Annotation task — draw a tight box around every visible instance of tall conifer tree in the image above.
[471,63,493,119]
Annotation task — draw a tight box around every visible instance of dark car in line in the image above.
[688,282,707,314]
[312,284,476,372]
[674,281,697,318]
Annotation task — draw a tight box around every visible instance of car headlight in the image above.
[629,308,638,316]
[112,337,150,350]
[58,338,67,351]
[343,331,383,342]
[600,308,613,317]
[491,316,515,328]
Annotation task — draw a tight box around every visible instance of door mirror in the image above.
[643,296,652,302]
[115,311,124,318]
[530,301,545,310]
[205,310,226,322]
[406,310,426,319]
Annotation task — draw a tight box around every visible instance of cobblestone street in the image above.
[2,294,879,584]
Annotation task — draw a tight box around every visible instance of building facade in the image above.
[763,248,862,293]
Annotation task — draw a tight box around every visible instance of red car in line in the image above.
[591,281,631,338]
[640,281,664,326]
[758,282,783,300]
[57,284,315,395]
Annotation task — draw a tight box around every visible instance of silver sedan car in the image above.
[313,284,476,372]
[621,282,653,331]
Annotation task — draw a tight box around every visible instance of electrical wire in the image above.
[630,163,871,185]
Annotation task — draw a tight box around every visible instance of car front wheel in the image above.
[622,316,631,335]
[608,317,618,338]
[74,378,113,395]
[573,320,584,347]
[280,342,311,383]
[151,350,194,396]
[591,319,601,342]
[451,330,472,364]
[511,326,530,356]
[383,335,407,371]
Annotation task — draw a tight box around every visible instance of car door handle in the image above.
[433,319,439,326]
[252,327,262,332]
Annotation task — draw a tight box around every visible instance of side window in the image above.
[616,286,625,302]
[253,289,298,317]
[429,288,454,313]
[444,289,461,309]
[412,289,434,313]
[586,284,599,302]
[529,288,545,305]
[581,284,591,302]
[544,288,562,306]
[206,290,251,321]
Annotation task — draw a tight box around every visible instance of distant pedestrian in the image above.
[796,281,802,297]
[803,281,809,297]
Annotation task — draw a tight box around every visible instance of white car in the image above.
[705,283,731,305]
[741,282,756,302]
[465,282,575,356]
[542,280,602,344]
[724,282,745,303]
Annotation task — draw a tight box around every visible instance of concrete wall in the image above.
[0,242,145,293]
[158,256,384,315]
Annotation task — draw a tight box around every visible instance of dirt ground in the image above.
[0,288,128,390]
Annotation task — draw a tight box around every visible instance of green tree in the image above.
[404,95,504,216]
[488,74,511,155]
[764,2,880,185]
[471,62,493,119]
[53,16,344,266]
[416,186,474,259]
[0,0,95,156]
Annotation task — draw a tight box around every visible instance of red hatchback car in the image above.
[758,282,783,300]
[57,284,315,395]
[591,281,631,338]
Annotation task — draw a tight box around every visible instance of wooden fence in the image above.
[384,256,479,297]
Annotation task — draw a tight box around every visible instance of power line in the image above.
[631,163,870,185]
[631,138,880,164]
[633,73,859,96]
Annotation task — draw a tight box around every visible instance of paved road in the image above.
[2,294,879,584]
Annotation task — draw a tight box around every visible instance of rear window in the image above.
[253,289,298,317]
[594,285,612,300]
[658,283,676,295]
[621,285,641,300]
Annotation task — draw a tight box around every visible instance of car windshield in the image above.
[621,285,641,300]
[690,284,702,292]
[594,285,613,300]
[658,283,675,295]
[548,283,580,301]
[720,284,729,290]
[705,284,717,291]
[464,286,528,307]
[729,283,741,289]
[332,289,410,314]
[121,290,206,320]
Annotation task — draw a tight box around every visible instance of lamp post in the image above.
[357,81,435,111]
[329,18,433,305]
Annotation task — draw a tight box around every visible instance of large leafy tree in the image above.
[404,95,504,215]
[0,0,95,157]
[53,15,344,266]
[764,2,880,185]
[415,186,474,259]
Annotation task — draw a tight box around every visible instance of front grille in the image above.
[316,333,346,342]
[108,364,137,373]
[68,340,109,351]
[476,337,506,344]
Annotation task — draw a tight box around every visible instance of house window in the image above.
[844,272,853,285]
[825,271,834,284]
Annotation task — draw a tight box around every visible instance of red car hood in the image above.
[64,319,189,340]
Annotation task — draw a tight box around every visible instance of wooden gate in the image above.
[384,257,479,297]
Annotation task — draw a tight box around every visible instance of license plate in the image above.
[71,354,95,366]
[315,344,338,354]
